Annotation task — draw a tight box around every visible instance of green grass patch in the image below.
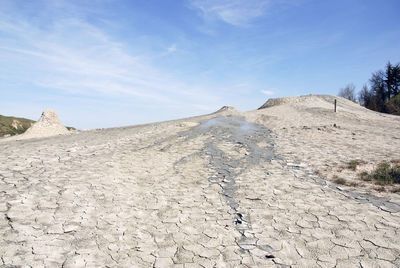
[358,161,400,185]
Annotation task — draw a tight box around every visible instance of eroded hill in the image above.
[0,114,34,137]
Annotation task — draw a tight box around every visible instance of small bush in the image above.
[348,160,362,170]
[359,161,400,185]
[334,178,347,185]
[359,171,371,181]
[385,94,400,115]
[372,162,392,184]
[390,166,400,183]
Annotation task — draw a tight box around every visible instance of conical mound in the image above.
[21,109,69,139]
[213,106,239,115]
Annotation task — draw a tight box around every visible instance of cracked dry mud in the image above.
[1,112,400,267]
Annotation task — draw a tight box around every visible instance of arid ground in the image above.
[1,95,400,267]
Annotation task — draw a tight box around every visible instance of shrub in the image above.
[334,178,346,185]
[359,171,371,181]
[348,160,362,170]
[389,165,400,184]
[372,162,392,184]
[359,161,400,185]
[385,94,400,115]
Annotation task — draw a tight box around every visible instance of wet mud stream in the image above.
[175,116,277,260]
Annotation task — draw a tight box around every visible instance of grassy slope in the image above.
[0,114,35,137]
[0,114,76,137]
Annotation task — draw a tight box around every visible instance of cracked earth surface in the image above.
[1,114,400,267]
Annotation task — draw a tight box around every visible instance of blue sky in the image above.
[1,0,399,129]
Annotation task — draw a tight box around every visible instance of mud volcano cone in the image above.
[22,109,69,139]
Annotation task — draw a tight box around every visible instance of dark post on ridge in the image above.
[334,99,337,112]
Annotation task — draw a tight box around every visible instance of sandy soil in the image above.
[0,95,399,267]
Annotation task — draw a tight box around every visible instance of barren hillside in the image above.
[247,95,400,195]
[0,95,399,267]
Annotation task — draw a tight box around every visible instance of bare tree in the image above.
[338,83,356,102]
[358,84,371,106]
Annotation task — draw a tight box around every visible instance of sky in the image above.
[1,0,399,129]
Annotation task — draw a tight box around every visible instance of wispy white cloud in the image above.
[189,0,271,26]
[167,44,177,53]
[261,89,275,96]
[0,5,222,110]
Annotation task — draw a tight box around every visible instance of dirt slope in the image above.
[1,95,400,267]
[246,94,400,194]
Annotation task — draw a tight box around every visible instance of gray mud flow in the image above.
[175,116,277,259]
